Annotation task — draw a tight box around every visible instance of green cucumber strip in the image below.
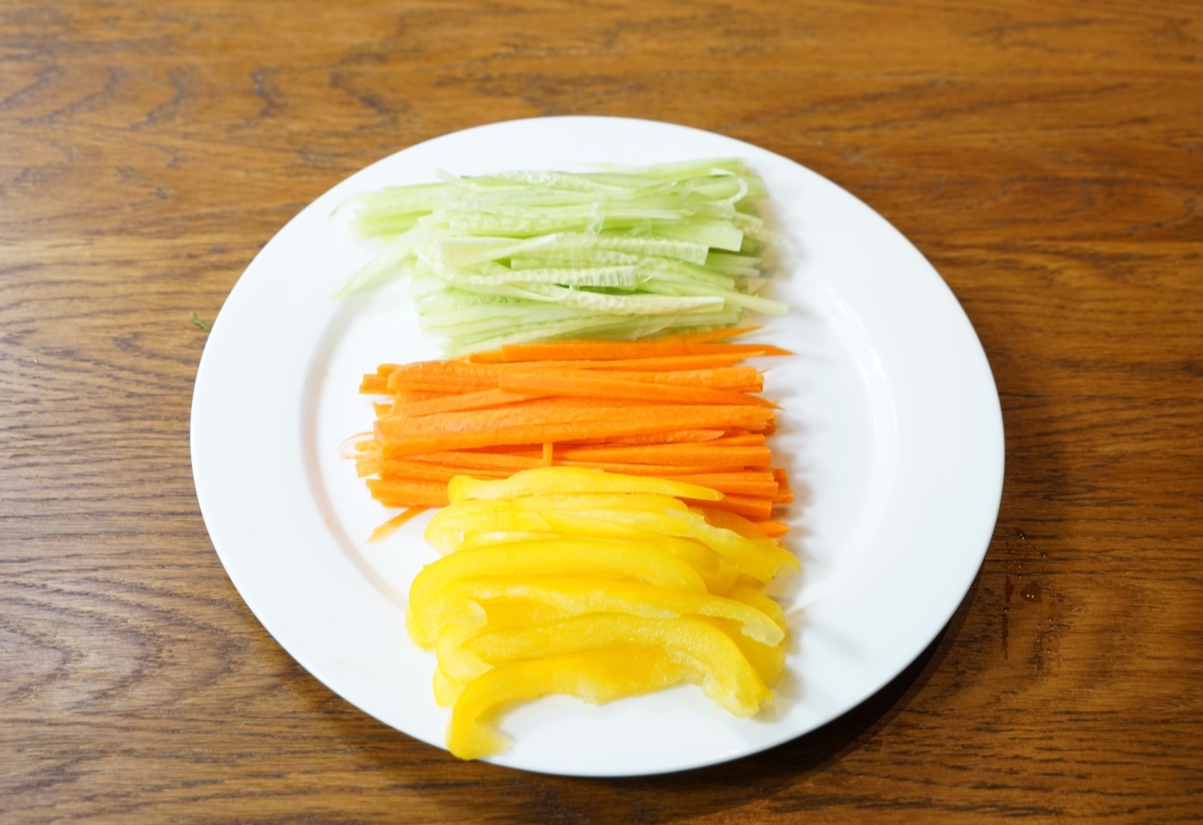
[338,158,785,348]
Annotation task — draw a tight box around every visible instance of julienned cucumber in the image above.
[339,159,787,353]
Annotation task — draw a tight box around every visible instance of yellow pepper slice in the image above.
[455,531,740,595]
[407,538,708,648]
[442,613,773,718]
[446,648,688,760]
[427,496,790,584]
[441,575,784,646]
[540,505,796,583]
[424,492,694,551]
[702,582,788,686]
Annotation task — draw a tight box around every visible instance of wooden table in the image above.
[3,1,1201,821]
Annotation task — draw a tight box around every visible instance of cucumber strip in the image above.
[339,159,785,349]
[439,265,646,290]
[506,254,736,292]
[645,219,745,253]
[637,279,789,316]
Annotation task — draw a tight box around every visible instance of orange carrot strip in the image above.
[366,478,451,508]
[360,364,406,394]
[493,365,763,392]
[386,360,499,393]
[753,520,790,539]
[772,468,794,503]
[392,389,545,418]
[361,375,389,394]
[553,442,774,468]
[552,460,750,476]
[399,450,546,471]
[686,494,774,521]
[375,403,775,456]
[597,429,727,445]
[367,506,429,543]
[496,371,768,407]
[709,433,767,447]
[379,459,510,484]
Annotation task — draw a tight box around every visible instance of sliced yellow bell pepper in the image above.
[537,504,796,583]
[442,613,773,718]
[407,538,708,648]
[446,648,688,760]
[455,530,740,595]
[403,466,796,759]
[440,575,784,646]
[424,492,694,552]
[703,582,789,686]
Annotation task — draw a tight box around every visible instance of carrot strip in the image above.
[493,365,764,392]
[686,494,774,521]
[379,459,510,484]
[376,402,774,449]
[358,331,792,516]
[393,389,545,418]
[399,450,546,471]
[594,429,727,445]
[360,364,405,394]
[367,506,429,543]
[497,371,769,407]
[553,442,773,468]
[375,401,769,440]
[366,478,451,508]
[386,360,499,393]
[551,460,751,476]
[754,520,791,538]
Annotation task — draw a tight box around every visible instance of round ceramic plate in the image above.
[190,116,1004,777]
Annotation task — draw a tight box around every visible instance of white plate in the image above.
[191,116,1004,777]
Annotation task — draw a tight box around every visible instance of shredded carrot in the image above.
[351,330,794,533]
[375,403,775,456]
[367,506,429,543]
[553,442,773,468]
[401,450,546,472]
[754,520,790,538]
[686,493,774,521]
[496,364,764,390]
[551,460,752,476]
[601,429,727,445]
[392,388,545,418]
[366,478,451,508]
[497,371,771,407]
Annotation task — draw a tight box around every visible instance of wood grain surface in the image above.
[2,0,1201,822]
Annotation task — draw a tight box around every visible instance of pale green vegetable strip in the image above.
[340,158,786,352]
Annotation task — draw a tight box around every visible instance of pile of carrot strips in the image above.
[354,328,793,537]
